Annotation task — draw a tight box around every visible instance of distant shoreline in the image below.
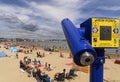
[1,40,120,58]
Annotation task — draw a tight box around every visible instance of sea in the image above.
[28,40,120,55]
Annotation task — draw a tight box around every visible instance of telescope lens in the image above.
[85,58,91,62]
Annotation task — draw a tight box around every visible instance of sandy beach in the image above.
[0,44,120,82]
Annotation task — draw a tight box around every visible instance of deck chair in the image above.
[66,69,77,80]
[54,73,65,81]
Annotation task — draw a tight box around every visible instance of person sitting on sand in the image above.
[25,57,31,64]
[38,60,41,65]
[42,52,45,57]
[37,52,42,57]
[47,64,52,71]
[60,69,67,77]
[30,48,33,53]
[60,52,64,58]
[68,52,73,58]
[33,58,38,65]
[39,52,41,56]
[36,70,50,82]
[20,60,26,71]
[27,58,31,64]
[41,71,48,78]
[54,69,66,80]
[27,50,29,54]
[27,68,33,77]
[44,62,47,70]
[35,69,42,81]
[23,56,28,64]
[32,67,37,78]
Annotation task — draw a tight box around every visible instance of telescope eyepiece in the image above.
[80,52,95,66]
[85,58,91,62]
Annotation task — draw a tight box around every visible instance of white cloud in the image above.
[17,14,29,22]
[25,0,90,22]
[2,0,120,39]
[0,0,92,39]
[0,4,32,22]
[98,6,120,11]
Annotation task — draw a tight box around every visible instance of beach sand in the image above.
[0,44,120,82]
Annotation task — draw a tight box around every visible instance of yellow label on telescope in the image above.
[92,18,119,48]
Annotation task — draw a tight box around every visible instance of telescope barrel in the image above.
[61,18,97,66]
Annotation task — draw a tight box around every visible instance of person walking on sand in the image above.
[16,53,18,59]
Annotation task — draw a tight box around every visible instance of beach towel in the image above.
[38,64,44,67]
[66,62,73,66]
[9,47,19,52]
[0,51,7,57]
[114,58,120,64]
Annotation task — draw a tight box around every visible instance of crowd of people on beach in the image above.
[18,48,76,82]
[1,42,77,82]
[19,56,53,82]
[54,68,77,81]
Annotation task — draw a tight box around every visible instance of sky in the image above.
[0,0,120,39]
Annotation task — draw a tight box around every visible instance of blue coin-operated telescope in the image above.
[61,18,97,66]
[61,18,119,82]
